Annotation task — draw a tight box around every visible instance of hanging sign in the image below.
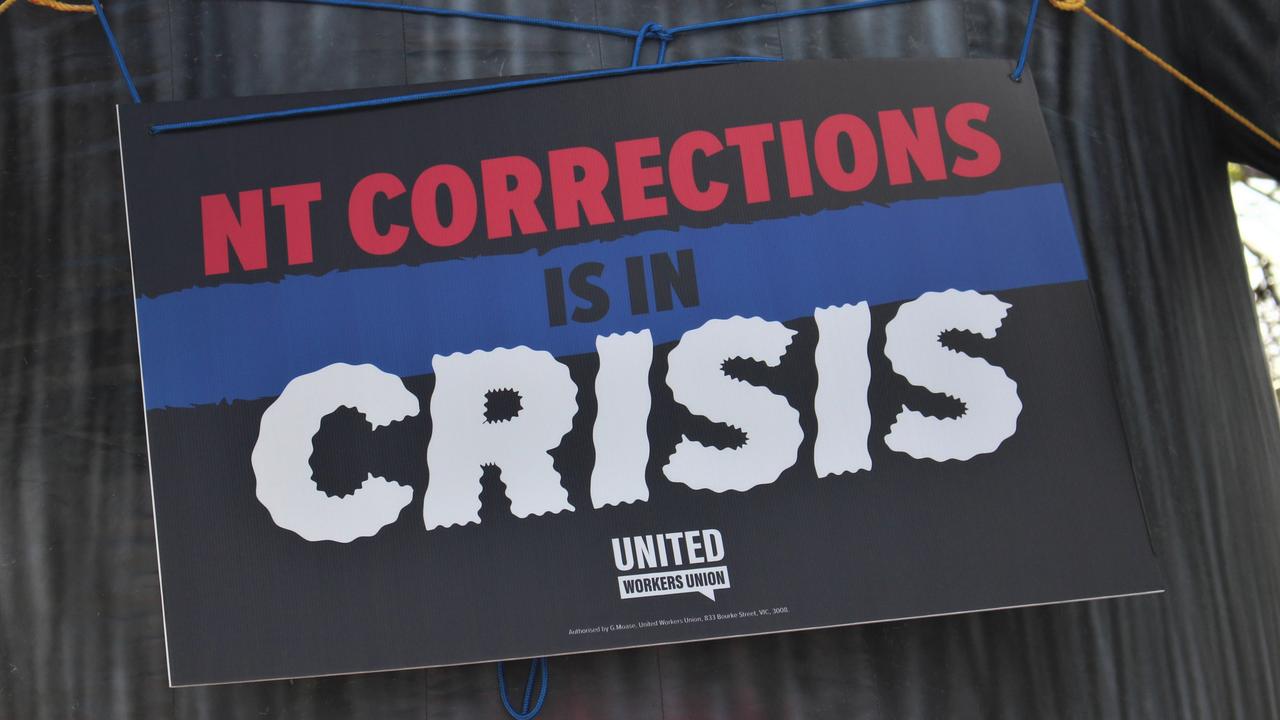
[118,59,1162,686]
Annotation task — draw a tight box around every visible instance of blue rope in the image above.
[498,658,548,720]
[98,0,938,114]
[270,0,638,39]
[520,659,539,712]
[667,0,918,34]
[632,22,674,67]
[92,0,1054,118]
[95,0,1010,124]
[89,0,140,104]
[272,0,921,42]
[1010,0,1042,81]
[148,55,781,134]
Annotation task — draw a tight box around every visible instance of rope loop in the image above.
[1048,0,1086,10]
[632,21,675,66]
[498,658,549,720]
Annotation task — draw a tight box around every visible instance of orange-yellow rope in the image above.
[1049,0,1280,153]
[29,0,95,11]
[0,0,95,14]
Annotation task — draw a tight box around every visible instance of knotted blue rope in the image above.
[95,0,937,114]
[632,22,675,67]
[498,658,548,720]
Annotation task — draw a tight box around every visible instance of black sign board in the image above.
[117,59,1162,686]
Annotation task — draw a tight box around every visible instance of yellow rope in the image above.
[0,0,95,14]
[28,0,95,11]
[1049,0,1280,153]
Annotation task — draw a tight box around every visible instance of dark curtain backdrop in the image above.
[2,1,1278,717]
